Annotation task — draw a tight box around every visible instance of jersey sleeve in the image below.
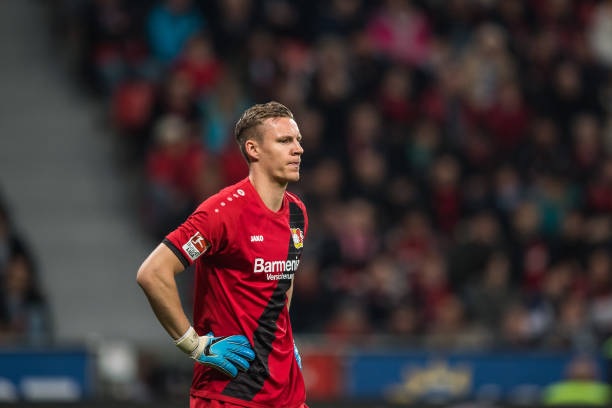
[163,201,226,268]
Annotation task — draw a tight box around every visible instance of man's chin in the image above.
[280,173,300,183]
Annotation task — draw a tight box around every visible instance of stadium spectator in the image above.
[0,251,52,346]
[463,251,519,333]
[203,0,255,63]
[146,0,205,65]
[78,0,157,96]
[365,0,433,67]
[544,292,598,352]
[0,193,52,347]
[199,72,250,154]
[542,354,611,406]
[312,0,367,39]
[171,33,224,100]
[143,114,207,240]
[586,248,612,340]
[589,0,612,67]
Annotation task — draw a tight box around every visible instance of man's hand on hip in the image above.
[175,327,256,378]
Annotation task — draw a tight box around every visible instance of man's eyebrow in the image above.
[276,134,302,139]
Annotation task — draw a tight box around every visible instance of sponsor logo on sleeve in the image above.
[182,231,209,261]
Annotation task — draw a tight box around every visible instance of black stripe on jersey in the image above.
[222,202,305,401]
[162,238,189,268]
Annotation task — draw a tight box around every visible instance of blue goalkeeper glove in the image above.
[293,340,302,370]
[175,327,255,378]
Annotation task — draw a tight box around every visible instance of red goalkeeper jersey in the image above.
[164,177,307,408]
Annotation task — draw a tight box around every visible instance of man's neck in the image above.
[248,172,287,212]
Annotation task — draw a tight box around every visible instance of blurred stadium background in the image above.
[1,0,612,406]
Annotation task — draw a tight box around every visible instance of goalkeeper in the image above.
[137,102,308,408]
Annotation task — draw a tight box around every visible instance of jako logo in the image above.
[251,235,264,242]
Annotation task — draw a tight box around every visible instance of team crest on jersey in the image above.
[182,231,209,261]
[290,228,304,249]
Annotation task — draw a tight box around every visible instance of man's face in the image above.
[254,117,303,184]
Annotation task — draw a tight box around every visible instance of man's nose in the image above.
[293,141,303,154]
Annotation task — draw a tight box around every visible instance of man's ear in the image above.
[245,139,259,162]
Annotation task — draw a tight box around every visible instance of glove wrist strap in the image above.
[175,326,200,356]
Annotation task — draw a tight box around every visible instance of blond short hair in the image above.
[234,101,294,162]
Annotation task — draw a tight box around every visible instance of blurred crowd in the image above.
[0,193,52,347]
[50,0,612,353]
